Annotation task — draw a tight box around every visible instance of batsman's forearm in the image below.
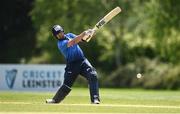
[67,32,85,47]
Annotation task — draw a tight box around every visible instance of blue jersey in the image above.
[57,33,85,62]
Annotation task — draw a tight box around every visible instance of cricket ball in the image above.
[137,73,142,79]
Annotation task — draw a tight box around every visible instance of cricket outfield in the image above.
[0,88,180,114]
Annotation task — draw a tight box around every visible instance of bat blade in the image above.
[95,6,121,30]
[86,6,121,42]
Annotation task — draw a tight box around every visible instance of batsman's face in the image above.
[56,32,64,39]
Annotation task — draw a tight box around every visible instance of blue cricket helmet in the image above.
[52,25,64,36]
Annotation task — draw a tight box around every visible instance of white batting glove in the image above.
[83,29,95,41]
[87,29,95,36]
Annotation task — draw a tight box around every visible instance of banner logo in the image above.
[5,69,17,89]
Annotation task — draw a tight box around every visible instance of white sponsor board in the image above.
[0,64,65,91]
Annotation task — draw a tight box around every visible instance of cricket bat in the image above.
[84,6,122,42]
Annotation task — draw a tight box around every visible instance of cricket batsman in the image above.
[46,25,100,104]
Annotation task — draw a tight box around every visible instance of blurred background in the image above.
[0,0,180,90]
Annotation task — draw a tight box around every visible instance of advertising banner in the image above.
[0,64,65,91]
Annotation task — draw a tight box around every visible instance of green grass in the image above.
[0,88,180,113]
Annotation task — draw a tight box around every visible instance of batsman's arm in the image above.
[67,31,87,47]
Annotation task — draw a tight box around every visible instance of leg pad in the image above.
[53,84,71,103]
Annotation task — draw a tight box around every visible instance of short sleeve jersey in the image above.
[57,33,85,62]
